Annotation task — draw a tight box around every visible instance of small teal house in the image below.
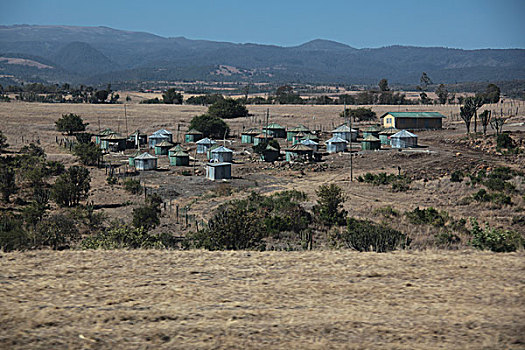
[326,136,347,153]
[196,138,216,154]
[263,123,286,139]
[154,141,173,155]
[210,146,233,163]
[185,129,203,143]
[378,127,399,145]
[134,153,158,171]
[100,133,127,152]
[285,144,314,162]
[254,133,273,146]
[128,130,147,148]
[287,124,310,141]
[300,138,319,152]
[241,128,260,144]
[261,145,280,162]
[363,125,382,139]
[169,150,190,166]
[390,130,418,148]
[128,150,141,166]
[206,162,232,180]
[332,124,358,142]
[361,135,381,151]
[149,129,173,148]
[96,129,115,145]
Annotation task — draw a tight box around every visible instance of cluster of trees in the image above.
[0,83,120,104]
[339,107,377,122]
[140,88,183,104]
[458,84,504,135]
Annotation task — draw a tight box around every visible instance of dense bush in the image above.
[469,219,523,252]
[207,98,248,119]
[335,218,408,252]
[313,184,347,226]
[73,142,102,166]
[35,214,80,250]
[55,113,88,135]
[51,166,91,207]
[450,170,464,183]
[81,223,167,249]
[357,172,411,192]
[0,214,29,252]
[123,178,142,194]
[188,114,230,139]
[405,207,448,227]
[340,107,377,122]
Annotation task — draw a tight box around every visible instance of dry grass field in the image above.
[1,250,524,349]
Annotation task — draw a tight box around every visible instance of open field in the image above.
[1,250,524,349]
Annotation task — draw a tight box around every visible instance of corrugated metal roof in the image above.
[196,138,216,144]
[331,124,357,133]
[242,128,261,135]
[169,145,186,152]
[362,135,381,142]
[255,133,273,139]
[379,127,400,135]
[101,133,125,140]
[135,152,157,160]
[326,136,348,143]
[264,123,285,129]
[153,128,173,135]
[186,129,203,135]
[155,141,173,147]
[382,112,446,119]
[171,151,189,157]
[207,162,231,167]
[286,144,314,152]
[301,139,319,146]
[211,146,233,153]
[391,130,418,138]
[289,124,310,132]
[364,125,382,132]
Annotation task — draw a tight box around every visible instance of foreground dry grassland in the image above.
[1,250,524,349]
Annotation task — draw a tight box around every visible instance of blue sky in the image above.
[2,0,524,49]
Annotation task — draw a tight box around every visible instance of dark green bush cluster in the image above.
[469,219,523,252]
[123,178,142,195]
[186,190,311,250]
[333,218,409,252]
[405,207,449,227]
[450,170,464,183]
[357,172,411,192]
[81,222,169,249]
[472,189,512,206]
[496,133,516,150]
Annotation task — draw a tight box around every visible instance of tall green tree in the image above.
[378,78,390,92]
[162,88,183,104]
[484,83,501,104]
[207,98,248,119]
[479,110,492,135]
[73,142,103,166]
[0,130,8,153]
[0,165,17,203]
[472,94,485,133]
[189,114,230,139]
[51,166,91,207]
[55,113,88,135]
[313,184,347,227]
[460,98,476,134]
[435,84,449,104]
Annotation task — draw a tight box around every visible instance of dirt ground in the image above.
[0,249,524,349]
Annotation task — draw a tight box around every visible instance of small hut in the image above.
[300,138,319,152]
[326,136,348,153]
[96,129,115,145]
[241,128,261,144]
[261,145,280,162]
[196,138,216,154]
[254,133,274,146]
[134,152,158,171]
[332,124,358,142]
[390,130,418,148]
[302,133,319,143]
[292,131,307,145]
[101,133,127,152]
[263,123,286,139]
[154,141,173,156]
[128,130,147,148]
[378,127,400,145]
[185,129,203,143]
[128,150,142,166]
[363,125,382,139]
[149,129,173,148]
[168,144,187,157]
[285,143,314,162]
[210,145,233,163]
[169,150,190,166]
[287,124,310,141]
[206,162,232,180]
[361,135,381,151]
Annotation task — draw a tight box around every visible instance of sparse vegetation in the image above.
[357,172,411,191]
[469,218,522,252]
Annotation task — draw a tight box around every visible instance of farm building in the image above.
[378,127,400,145]
[331,124,358,142]
[210,146,233,163]
[128,150,141,166]
[184,129,203,143]
[196,138,216,154]
[100,133,127,152]
[169,150,190,166]
[154,141,173,156]
[241,128,261,144]
[285,143,314,162]
[261,145,280,162]
[300,138,319,152]
[326,136,347,153]
[287,124,310,141]
[263,123,286,139]
[254,133,274,146]
[149,129,173,148]
[127,130,147,148]
[390,130,418,148]
[382,112,445,130]
[206,162,232,180]
[361,135,381,151]
[302,133,319,142]
[363,125,382,139]
[134,152,158,171]
[95,129,116,145]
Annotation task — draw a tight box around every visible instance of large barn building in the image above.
[381,112,445,130]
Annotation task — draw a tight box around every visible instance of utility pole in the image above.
[124,103,129,136]
[346,103,353,182]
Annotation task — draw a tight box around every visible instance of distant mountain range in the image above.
[1,25,524,86]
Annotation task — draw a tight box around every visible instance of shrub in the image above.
[313,184,347,227]
[0,130,8,153]
[405,207,448,227]
[357,172,411,191]
[132,205,160,231]
[0,165,17,203]
[207,98,248,119]
[81,223,165,249]
[450,170,464,183]
[123,178,142,195]
[55,113,88,135]
[106,176,118,185]
[51,166,91,207]
[0,214,30,252]
[35,214,80,250]
[337,218,408,252]
[73,142,102,166]
[188,114,230,139]
[373,205,399,218]
[469,219,523,252]
[496,133,515,149]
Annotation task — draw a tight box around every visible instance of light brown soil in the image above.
[1,250,524,349]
